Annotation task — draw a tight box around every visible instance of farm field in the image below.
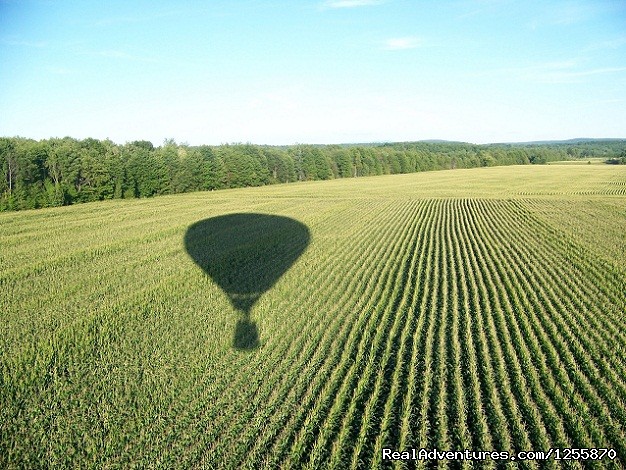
[547,158,607,165]
[1,164,626,468]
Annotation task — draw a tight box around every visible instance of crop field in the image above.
[1,164,625,468]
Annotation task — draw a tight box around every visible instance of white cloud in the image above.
[1,38,47,48]
[48,66,74,75]
[528,1,617,29]
[526,63,626,84]
[93,10,181,27]
[323,0,384,8]
[563,67,626,77]
[94,16,142,27]
[99,50,135,59]
[488,59,626,84]
[97,49,157,63]
[584,36,626,52]
[383,37,422,50]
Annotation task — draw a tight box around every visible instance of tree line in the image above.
[1,136,625,211]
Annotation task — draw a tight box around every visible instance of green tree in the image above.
[0,138,18,209]
[265,148,296,183]
[313,148,333,180]
[124,143,160,197]
[174,146,206,192]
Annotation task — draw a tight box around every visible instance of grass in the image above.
[547,158,608,165]
[1,164,625,468]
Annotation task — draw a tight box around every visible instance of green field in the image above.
[2,165,626,468]
[547,158,608,165]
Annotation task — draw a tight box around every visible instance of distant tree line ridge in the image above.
[1,136,625,211]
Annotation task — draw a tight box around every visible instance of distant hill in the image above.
[335,138,626,147]
[272,138,626,149]
[492,138,626,146]
[417,139,470,144]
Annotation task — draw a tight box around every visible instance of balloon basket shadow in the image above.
[233,318,260,350]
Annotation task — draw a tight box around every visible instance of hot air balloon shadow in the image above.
[184,213,310,350]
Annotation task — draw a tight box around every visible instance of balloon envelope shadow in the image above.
[184,213,310,350]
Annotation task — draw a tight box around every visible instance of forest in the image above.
[1,136,625,211]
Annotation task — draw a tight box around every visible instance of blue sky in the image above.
[1,0,625,145]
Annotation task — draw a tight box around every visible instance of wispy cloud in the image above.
[99,50,134,59]
[454,0,515,20]
[94,16,142,27]
[528,1,614,29]
[584,36,626,52]
[456,8,484,20]
[323,0,384,8]
[552,4,587,25]
[98,49,157,63]
[553,67,626,79]
[93,10,180,27]
[382,36,422,50]
[533,65,626,84]
[498,60,626,84]
[590,98,626,105]
[1,38,48,48]
[48,66,74,75]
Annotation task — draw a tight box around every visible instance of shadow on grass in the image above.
[184,213,310,350]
